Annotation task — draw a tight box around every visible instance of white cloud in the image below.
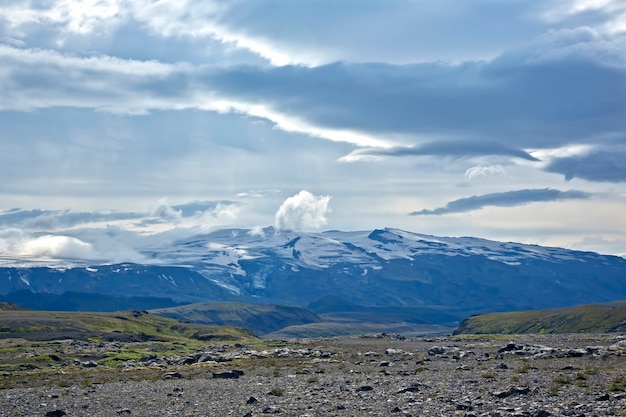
[247,226,266,238]
[19,235,96,260]
[274,190,331,231]
[465,165,506,179]
[150,198,182,221]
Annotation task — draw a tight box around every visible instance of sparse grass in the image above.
[481,372,496,379]
[554,376,571,385]
[548,384,560,396]
[517,365,538,373]
[609,377,626,392]
[269,388,285,396]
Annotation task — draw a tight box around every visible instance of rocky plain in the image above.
[1,333,625,417]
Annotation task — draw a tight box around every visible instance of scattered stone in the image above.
[396,384,421,394]
[262,406,281,414]
[212,370,244,379]
[427,346,447,355]
[162,372,183,379]
[492,386,530,398]
[2,334,625,416]
[456,401,473,411]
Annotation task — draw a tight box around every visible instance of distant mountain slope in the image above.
[0,290,183,311]
[453,300,626,334]
[150,302,322,335]
[0,302,28,311]
[1,227,625,325]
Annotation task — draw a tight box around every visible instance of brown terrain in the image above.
[1,331,625,417]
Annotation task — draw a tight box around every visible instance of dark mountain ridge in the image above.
[1,228,624,329]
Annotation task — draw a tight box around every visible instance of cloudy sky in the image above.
[1,0,625,263]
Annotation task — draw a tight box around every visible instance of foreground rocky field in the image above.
[1,333,625,417]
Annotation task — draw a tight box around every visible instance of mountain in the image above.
[453,300,626,334]
[150,301,322,335]
[1,227,625,326]
[0,290,184,312]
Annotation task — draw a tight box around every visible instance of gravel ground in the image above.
[2,334,625,417]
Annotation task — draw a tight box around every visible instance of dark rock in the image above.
[246,396,258,404]
[456,401,473,411]
[212,370,244,379]
[243,413,252,417]
[82,361,98,368]
[532,410,552,417]
[45,411,66,417]
[162,372,183,379]
[262,406,281,414]
[596,393,610,401]
[391,406,402,413]
[397,384,421,394]
[428,346,446,355]
[497,363,508,369]
[498,342,518,353]
[356,385,374,392]
[566,349,587,357]
[116,409,132,415]
[492,387,530,398]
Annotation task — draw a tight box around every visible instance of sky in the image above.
[1,0,626,264]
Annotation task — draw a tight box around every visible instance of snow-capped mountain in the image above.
[1,227,625,321]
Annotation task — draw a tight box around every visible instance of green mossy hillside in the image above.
[454,300,626,335]
[0,308,258,343]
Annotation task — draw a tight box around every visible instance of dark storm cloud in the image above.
[348,141,539,161]
[545,149,626,182]
[207,52,625,149]
[410,189,593,215]
[1,18,625,184]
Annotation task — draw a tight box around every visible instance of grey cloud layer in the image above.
[1,1,625,257]
[410,189,593,216]
[0,201,239,230]
[1,28,624,182]
[348,142,539,162]
[545,148,626,182]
